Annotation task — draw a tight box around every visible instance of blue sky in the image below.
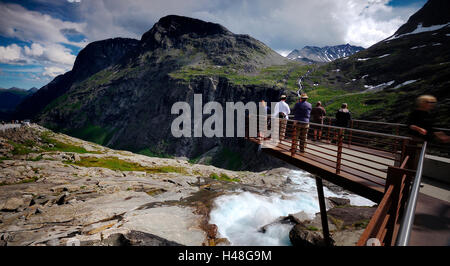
[0,0,427,90]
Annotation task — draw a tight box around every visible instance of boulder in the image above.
[287,211,310,224]
[1,197,27,211]
[328,197,350,207]
[81,230,183,246]
[289,223,327,247]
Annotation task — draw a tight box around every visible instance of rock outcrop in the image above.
[0,124,294,246]
[288,205,376,246]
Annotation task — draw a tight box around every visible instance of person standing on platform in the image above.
[272,95,290,141]
[310,101,326,141]
[334,103,351,143]
[293,93,312,153]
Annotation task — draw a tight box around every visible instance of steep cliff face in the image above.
[18,15,294,162]
[15,38,139,120]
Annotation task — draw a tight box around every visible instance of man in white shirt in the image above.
[272,95,290,142]
[273,95,290,118]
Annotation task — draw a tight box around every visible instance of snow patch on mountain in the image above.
[388,23,450,40]
[394,80,418,89]
[363,81,395,93]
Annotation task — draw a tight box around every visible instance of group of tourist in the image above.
[270,93,352,152]
[268,93,449,154]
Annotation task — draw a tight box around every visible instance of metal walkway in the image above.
[245,115,450,246]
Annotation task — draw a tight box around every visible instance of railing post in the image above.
[315,177,333,246]
[400,139,408,162]
[336,129,343,174]
[349,120,354,146]
[384,167,403,245]
[291,121,298,156]
[327,119,331,142]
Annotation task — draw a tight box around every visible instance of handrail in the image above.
[247,114,410,191]
[254,115,412,141]
[395,141,428,246]
[322,116,450,133]
[356,154,412,246]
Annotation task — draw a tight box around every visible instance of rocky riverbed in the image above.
[0,125,375,246]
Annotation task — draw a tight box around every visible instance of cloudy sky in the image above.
[0,0,426,89]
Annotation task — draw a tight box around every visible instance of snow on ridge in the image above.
[378,54,390,58]
[387,22,450,41]
[357,58,370,61]
[394,80,417,89]
[363,80,395,93]
[411,45,427,49]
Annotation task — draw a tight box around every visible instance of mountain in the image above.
[28,87,38,93]
[391,0,450,37]
[301,0,450,126]
[0,87,36,115]
[14,15,297,166]
[287,44,365,63]
[14,38,140,120]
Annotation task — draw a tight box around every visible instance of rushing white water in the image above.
[209,170,375,246]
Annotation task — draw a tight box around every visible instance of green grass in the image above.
[209,172,240,182]
[188,156,201,164]
[27,154,43,161]
[306,226,319,231]
[352,219,370,229]
[19,176,40,184]
[304,85,398,118]
[169,63,311,91]
[42,94,69,113]
[137,148,174,159]
[8,141,34,155]
[40,132,97,154]
[212,147,243,171]
[0,176,40,186]
[69,125,116,146]
[65,156,187,174]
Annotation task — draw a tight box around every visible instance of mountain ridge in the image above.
[287,44,364,63]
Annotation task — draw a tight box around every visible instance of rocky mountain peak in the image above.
[71,38,139,80]
[287,44,364,63]
[141,15,231,47]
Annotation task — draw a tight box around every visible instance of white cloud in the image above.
[0,44,25,64]
[0,3,87,48]
[68,0,82,3]
[2,42,76,67]
[66,0,420,50]
[39,44,76,66]
[24,43,45,57]
[43,66,67,77]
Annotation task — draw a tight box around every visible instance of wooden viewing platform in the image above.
[245,115,449,246]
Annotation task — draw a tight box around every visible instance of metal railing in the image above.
[396,141,428,246]
[247,115,418,190]
[357,154,415,246]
